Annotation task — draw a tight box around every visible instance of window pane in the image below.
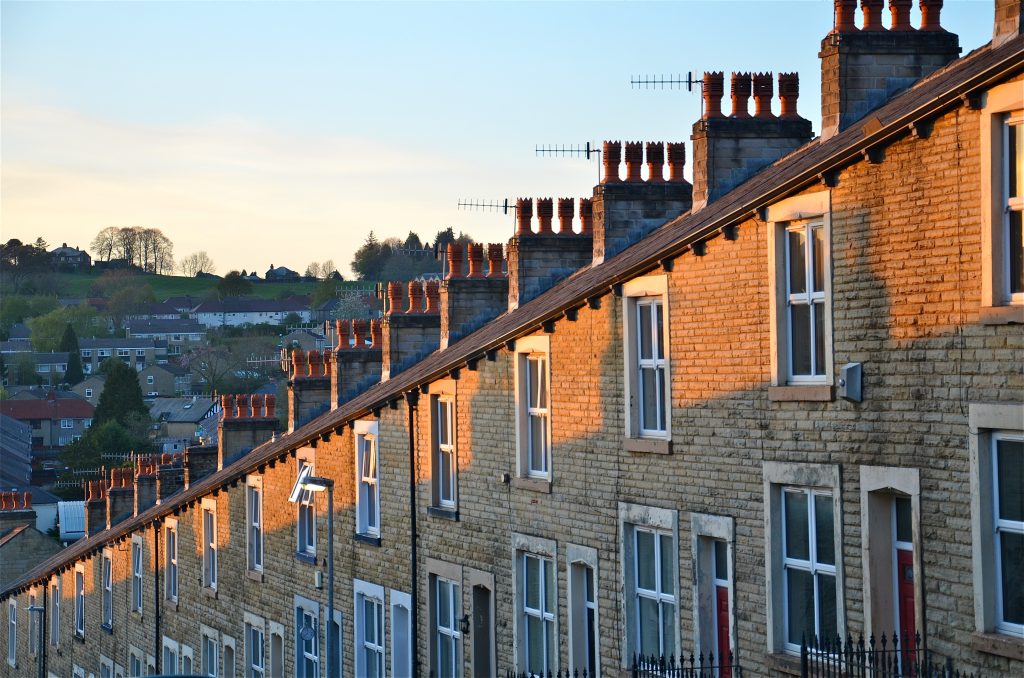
[440,451,452,501]
[786,568,814,645]
[641,367,659,431]
[662,601,676,658]
[636,531,656,590]
[439,580,451,625]
[439,634,452,678]
[639,304,653,360]
[997,438,1024,521]
[526,557,540,609]
[655,302,664,361]
[788,228,807,294]
[1010,121,1022,200]
[527,616,544,673]
[817,572,838,641]
[714,540,728,581]
[544,559,555,614]
[789,303,811,376]
[537,358,547,406]
[784,492,809,560]
[895,496,913,543]
[814,494,835,565]
[660,533,674,595]
[1000,531,1024,624]
[657,367,667,431]
[811,224,825,293]
[529,414,546,472]
[813,301,825,377]
[638,596,660,657]
[528,358,541,407]
[1010,210,1023,295]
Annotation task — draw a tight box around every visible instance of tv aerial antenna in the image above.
[534,142,602,183]
[631,71,705,120]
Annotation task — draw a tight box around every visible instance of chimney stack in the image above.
[289,349,332,431]
[184,442,218,487]
[134,458,157,515]
[994,0,1023,46]
[219,394,278,463]
[441,242,509,348]
[156,454,185,504]
[692,72,812,207]
[508,198,593,309]
[592,142,692,263]
[84,479,106,535]
[0,491,36,536]
[329,319,383,406]
[819,0,960,139]
[106,467,133,528]
[381,280,440,381]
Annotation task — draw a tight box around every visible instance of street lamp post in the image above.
[27,603,44,678]
[290,469,335,678]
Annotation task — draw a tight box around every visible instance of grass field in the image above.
[55,272,322,300]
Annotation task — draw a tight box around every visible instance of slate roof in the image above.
[79,338,167,350]
[193,296,310,314]
[148,397,217,423]
[3,33,1022,600]
[127,318,206,335]
[0,398,95,421]
[8,324,31,341]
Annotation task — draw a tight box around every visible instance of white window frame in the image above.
[619,502,679,665]
[511,533,558,675]
[147,375,154,385]
[763,461,845,655]
[244,612,265,678]
[128,646,144,678]
[295,595,320,678]
[82,350,91,358]
[432,390,458,510]
[182,644,195,674]
[102,549,113,629]
[165,519,178,603]
[390,589,413,678]
[566,544,600,678]
[100,654,114,678]
[980,81,1024,312]
[74,564,85,638]
[622,275,672,441]
[118,349,130,357]
[296,450,316,558]
[993,431,1024,634]
[131,537,144,613]
[202,498,218,590]
[223,635,236,678]
[781,487,837,652]
[201,625,219,678]
[85,388,93,398]
[968,403,1024,640]
[513,336,552,482]
[431,575,461,678]
[61,418,73,429]
[246,476,264,573]
[765,190,834,388]
[7,599,15,668]
[353,580,384,678]
[355,420,380,538]
[49,577,60,647]
[162,636,180,675]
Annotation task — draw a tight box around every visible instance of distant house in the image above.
[49,243,91,270]
[163,296,203,314]
[148,396,218,443]
[78,338,168,374]
[126,318,207,356]
[125,301,181,321]
[0,341,30,355]
[71,374,106,404]
[264,264,300,282]
[7,323,31,343]
[190,296,311,327]
[281,328,328,352]
[0,493,63,589]
[0,415,32,487]
[0,391,94,451]
[32,352,69,385]
[139,363,191,397]
[241,271,261,282]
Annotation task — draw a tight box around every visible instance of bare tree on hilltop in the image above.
[90,226,174,273]
[180,251,217,277]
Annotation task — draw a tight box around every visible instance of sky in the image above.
[0,0,995,279]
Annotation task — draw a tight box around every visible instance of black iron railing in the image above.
[800,633,974,678]
[500,651,740,678]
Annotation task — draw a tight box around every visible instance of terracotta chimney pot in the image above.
[778,73,801,119]
[486,244,505,277]
[407,281,425,311]
[516,198,534,236]
[753,73,774,118]
[352,319,368,347]
[703,72,725,119]
[335,319,350,350]
[602,141,621,183]
[425,280,441,312]
[23,492,31,509]
[467,244,485,277]
[667,143,686,183]
[919,0,944,30]
[535,199,553,234]
[446,243,464,278]
[730,72,752,117]
[291,350,307,378]
[221,394,235,419]
[833,0,859,32]
[557,198,575,235]
[861,0,885,31]
[579,199,593,235]
[370,319,382,348]
[387,281,403,315]
[888,0,913,30]
[624,142,644,182]
[645,142,665,182]
[265,394,276,418]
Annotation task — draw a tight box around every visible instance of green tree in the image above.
[216,271,253,299]
[29,305,103,352]
[61,418,154,470]
[350,231,390,281]
[11,353,40,386]
[94,358,148,426]
[59,323,85,384]
[311,279,344,308]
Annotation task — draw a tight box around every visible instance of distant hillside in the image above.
[55,272,321,301]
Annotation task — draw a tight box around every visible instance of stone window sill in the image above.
[427,506,459,521]
[245,569,264,582]
[295,552,317,565]
[202,587,217,599]
[511,476,551,494]
[979,305,1024,325]
[624,437,672,454]
[970,631,1024,661]
[765,652,802,676]
[101,623,113,634]
[769,384,835,402]
[354,532,382,547]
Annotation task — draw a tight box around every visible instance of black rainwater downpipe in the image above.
[154,520,161,674]
[406,390,420,677]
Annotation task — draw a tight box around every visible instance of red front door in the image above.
[897,549,916,662]
[716,585,731,677]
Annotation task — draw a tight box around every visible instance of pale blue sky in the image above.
[1,1,994,277]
